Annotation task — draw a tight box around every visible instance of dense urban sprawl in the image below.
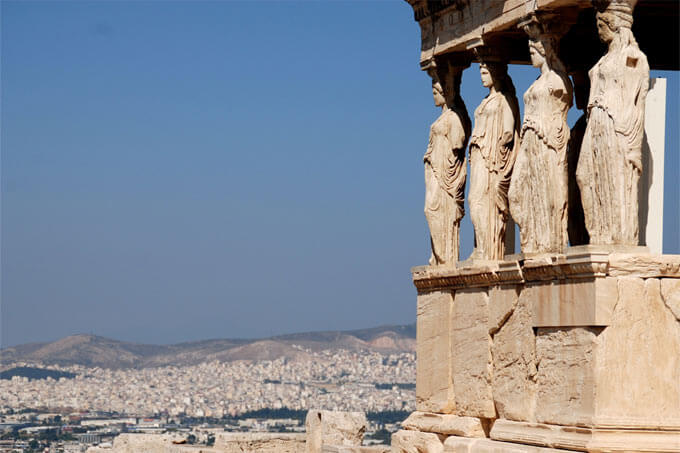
[1,349,415,417]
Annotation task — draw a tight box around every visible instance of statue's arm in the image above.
[447,112,467,151]
[616,49,649,170]
[500,98,516,147]
[545,73,571,154]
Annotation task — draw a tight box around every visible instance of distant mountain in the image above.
[0,323,416,369]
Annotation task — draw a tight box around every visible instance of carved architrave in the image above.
[412,251,679,293]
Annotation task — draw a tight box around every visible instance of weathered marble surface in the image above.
[489,419,680,452]
[443,435,570,453]
[594,277,680,428]
[86,432,305,453]
[509,15,572,254]
[402,412,485,438]
[576,0,649,245]
[451,289,494,418]
[468,62,520,260]
[306,410,366,453]
[416,291,455,413]
[217,433,306,453]
[424,62,470,266]
[323,446,390,453]
[491,287,536,422]
[391,429,445,453]
[535,327,599,426]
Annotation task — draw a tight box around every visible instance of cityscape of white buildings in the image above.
[0,349,415,418]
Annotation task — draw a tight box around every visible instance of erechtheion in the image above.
[393,0,680,451]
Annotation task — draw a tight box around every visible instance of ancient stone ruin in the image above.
[394,0,679,452]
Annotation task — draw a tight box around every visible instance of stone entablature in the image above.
[412,246,680,292]
[406,0,678,71]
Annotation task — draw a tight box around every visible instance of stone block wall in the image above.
[401,250,680,452]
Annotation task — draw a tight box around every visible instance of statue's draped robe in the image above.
[424,108,467,265]
[576,39,649,245]
[509,71,572,253]
[469,91,520,260]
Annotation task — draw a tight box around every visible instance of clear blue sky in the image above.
[2,1,678,347]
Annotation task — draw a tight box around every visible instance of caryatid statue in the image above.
[468,59,520,260]
[423,61,471,266]
[509,14,573,254]
[576,0,649,245]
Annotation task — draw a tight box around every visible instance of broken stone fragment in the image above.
[306,410,366,453]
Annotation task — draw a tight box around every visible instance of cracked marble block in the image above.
[416,291,455,413]
[391,430,446,453]
[451,289,494,418]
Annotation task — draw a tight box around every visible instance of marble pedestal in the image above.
[393,248,680,452]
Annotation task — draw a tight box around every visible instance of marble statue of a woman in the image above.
[468,62,520,260]
[509,20,573,253]
[424,65,470,265]
[576,0,648,245]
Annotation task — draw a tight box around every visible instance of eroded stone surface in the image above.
[216,433,306,453]
[488,285,518,334]
[443,435,565,453]
[417,291,455,413]
[489,419,680,452]
[661,278,680,321]
[532,277,618,327]
[391,430,445,453]
[594,277,680,428]
[535,327,597,426]
[306,410,366,453]
[608,253,680,278]
[492,286,536,421]
[86,433,227,453]
[402,411,485,437]
[323,446,390,453]
[451,289,494,418]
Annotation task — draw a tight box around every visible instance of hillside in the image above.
[0,323,416,369]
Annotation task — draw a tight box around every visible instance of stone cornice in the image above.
[412,250,680,292]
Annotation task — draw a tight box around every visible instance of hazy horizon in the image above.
[2,321,418,348]
[3,1,678,348]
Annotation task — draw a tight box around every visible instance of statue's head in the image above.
[519,14,566,73]
[479,62,513,95]
[593,0,637,46]
[528,38,548,68]
[479,64,493,88]
[426,58,463,108]
[432,77,446,107]
[593,0,635,41]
